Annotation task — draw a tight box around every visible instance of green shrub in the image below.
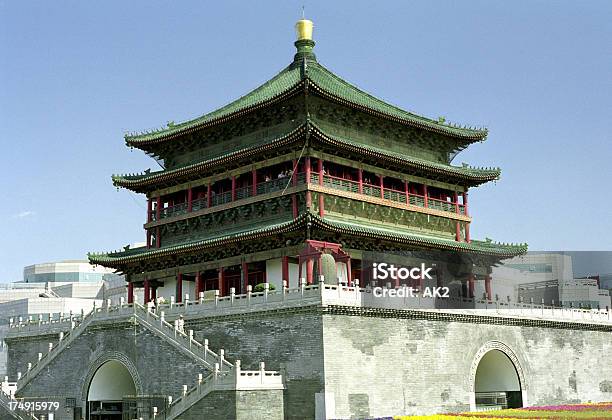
[253,283,276,293]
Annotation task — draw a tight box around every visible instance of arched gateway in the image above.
[86,360,137,420]
[470,342,526,411]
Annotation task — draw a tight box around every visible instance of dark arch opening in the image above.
[86,360,136,420]
[475,349,523,410]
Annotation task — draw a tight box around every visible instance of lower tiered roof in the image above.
[88,212,527,270]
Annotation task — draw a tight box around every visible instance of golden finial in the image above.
[295,18,314,41]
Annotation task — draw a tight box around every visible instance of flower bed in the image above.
[393,402,612,419]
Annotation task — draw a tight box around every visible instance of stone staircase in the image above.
[158,361,283,420]
[132,303,233,371]
[15,303,106,393]
[0,385,39,420]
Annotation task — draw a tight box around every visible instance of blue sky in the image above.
[1,1,611,282]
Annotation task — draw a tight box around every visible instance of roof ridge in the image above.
[306,62,488,140]
[309,123,500,184]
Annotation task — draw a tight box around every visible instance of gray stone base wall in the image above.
[5,307,612,419]
[7,318,208,419]
[187,308,324,420]
[179,389,284,420]
[322,309,612,418]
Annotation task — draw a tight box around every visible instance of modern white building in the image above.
[23,260,121,283]
[0,260,133,377]
[492,253,611,309]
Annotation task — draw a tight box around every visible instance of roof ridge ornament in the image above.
[294,18,316,65]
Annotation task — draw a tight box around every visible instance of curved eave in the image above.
[125,78,305,150]
[310,125,500,186]
[306,63,488,142]
[124,61,486,151]
[113,124,307,193]
[314,216,527,258]
[89,213,527,269]
[88,214,309,268]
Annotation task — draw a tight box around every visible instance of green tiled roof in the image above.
[88,213,526,268]
[318,216,527,257]
[113,123,498,192]
[88,214,308,266]
[310,123,500,184]
[125,65,304,145]
[306,63,487,140]
[113,124,306,192]
[125,51,486,147]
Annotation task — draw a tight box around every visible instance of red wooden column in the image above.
[468,273,475,298]
[455,191,461,242]
[155,227,161,248]
[306,258,314,285]
[218,267,225,296]
[187,187,193,212]
[318,159,325,217]
[241,262,249,294]
[454,192,459,214]
[346,258,352,285]
[358,169,363,194]
[423,185,429,208]
[305,157,311,182]
[231,176,237,201]
[463,191,469,216]
[404,181,410,205]
[305,157,312,208]
[146,230,151,249]
[465,223,471,243]
[379,175,384,199]
[176,273,183,303]
[485,274,492,301]
[127,282,134,304]
[207,183,212,208]
[318,159,324,185]
[143,279,150,304]
[156,196,162,220]
[282,256,290,287]
[151,286,157,302]
[147,198,153,222]
[291,160,298,218]
[195,271,202,297]
[252,169,257,196]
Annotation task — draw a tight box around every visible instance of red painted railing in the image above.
[151,172,465,222]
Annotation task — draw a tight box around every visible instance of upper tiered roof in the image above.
[124,28,487,150]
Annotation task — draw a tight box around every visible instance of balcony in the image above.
[317,173,466,215]
[150,171,466,223]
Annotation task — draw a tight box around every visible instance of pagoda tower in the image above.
[89,19,526,305]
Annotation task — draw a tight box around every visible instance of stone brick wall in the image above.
[5,305,612,419]
[187,308,325,420]
[321,308,612,418]
[9,318,207,419]
[179,389,284,420]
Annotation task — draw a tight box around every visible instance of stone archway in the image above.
[87,360,136,419]
[469,341,527,411]
[80,352,143,420]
